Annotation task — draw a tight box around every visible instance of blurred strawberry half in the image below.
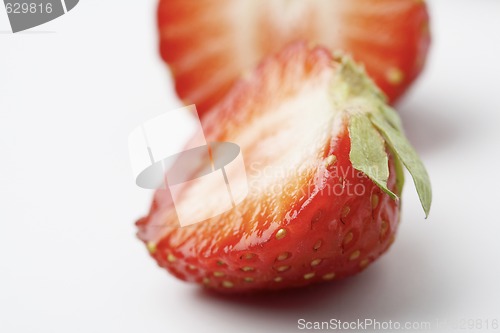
[136,42,431,292]
[158,0,431,116]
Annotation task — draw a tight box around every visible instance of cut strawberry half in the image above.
[158,0,431,116]
[137,42,431,292]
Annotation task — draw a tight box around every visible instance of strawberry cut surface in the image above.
[158,0,431,116]
[137,42,431,292]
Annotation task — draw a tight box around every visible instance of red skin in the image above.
[158,0,431,116]
[137,132,400,292]
[137,43,401,292]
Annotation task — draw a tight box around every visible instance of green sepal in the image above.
[381,105,404,132]
[348,114,397,200]
[392,148,405,197]
[334,56,432,217]
[370,109,432,217]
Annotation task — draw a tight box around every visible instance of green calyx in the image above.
[332,56,432,218]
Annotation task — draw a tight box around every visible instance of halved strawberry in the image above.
[137,42,431,292]
[158,0,430,116]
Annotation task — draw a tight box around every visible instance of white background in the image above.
[1,0,499,332]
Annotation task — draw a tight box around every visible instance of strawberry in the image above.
[158,0,431,116]
[137,42,431,292]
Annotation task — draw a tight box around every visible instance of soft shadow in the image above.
[396,96,473,154]
[184,232,451,329]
